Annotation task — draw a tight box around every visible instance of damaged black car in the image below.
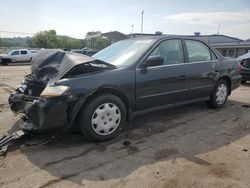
[8,36,241,141]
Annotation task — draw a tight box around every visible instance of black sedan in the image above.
[9,36,241,141]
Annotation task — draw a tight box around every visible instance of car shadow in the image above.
[8,99,250,186]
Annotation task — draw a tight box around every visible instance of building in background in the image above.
[102,31,128,44]
[192,33,250,58]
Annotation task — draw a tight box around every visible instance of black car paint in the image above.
[9,37,241,132]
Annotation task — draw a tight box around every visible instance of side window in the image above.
[210,50,218,60]
[11,51,19,55]
[185,40,211,62]
[148,39,184,66]
[21,50,27,55]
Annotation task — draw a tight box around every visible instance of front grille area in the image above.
[27,102,44,128]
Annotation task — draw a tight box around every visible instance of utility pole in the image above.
[217,23,221,34]
[131,24,134,34]
[141,10,144,35]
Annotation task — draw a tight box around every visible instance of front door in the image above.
[135,39,189,110]
[10,50,20,62]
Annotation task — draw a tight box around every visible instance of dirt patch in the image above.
[208,163,232,178]
[38,172,79,188]
[154,148,179,160]
[163,178,179,188]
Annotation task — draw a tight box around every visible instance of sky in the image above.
[0,0,250,39]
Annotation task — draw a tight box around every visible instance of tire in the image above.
[78,94,126,141]
[209,79,229,108]
[2,59,9,66]
[241,80,246,84]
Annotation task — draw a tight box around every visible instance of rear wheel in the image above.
[78,94,126,141]
[208,79,229,108]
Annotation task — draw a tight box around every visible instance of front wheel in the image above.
[78,94,126,141]
[208,79,229,108]
[2,59,9,65]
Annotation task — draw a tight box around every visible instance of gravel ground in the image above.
[0,65,250,188]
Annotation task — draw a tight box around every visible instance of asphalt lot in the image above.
[0,65,250,188]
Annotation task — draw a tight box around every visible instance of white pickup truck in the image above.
[0,49,38,65]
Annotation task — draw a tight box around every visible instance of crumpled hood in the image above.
[31,49,97,85]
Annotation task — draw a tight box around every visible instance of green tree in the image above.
[32,30,58,48]
[95,36,109,50]
[0,30,85,49]
[85,31,109,50]
[86,31,101,37]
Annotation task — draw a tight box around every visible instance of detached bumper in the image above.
[9,94,68,132]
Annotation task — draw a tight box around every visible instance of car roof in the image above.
[128,35,207,42]
[11,49,29,51]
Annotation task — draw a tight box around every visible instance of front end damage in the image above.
[1,73,81,155]
[9,92,69,132]
[8,81,85,132]
[0,49,109,154]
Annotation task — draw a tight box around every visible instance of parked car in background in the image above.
[71,49,83,54]
[0,49,38,65]
[9,36,241,141]
[84,49,98,56]
[237,51,250,84]
[71,48,99,56]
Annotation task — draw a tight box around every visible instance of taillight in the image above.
[237,62,241,73]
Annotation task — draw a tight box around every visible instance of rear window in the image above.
[185,40,211,62]
[21,50,27,55]
[211,50,218,60]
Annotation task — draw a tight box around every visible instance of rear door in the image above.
[135,39,189,110]
[20,50,29,61]
[184,40,220,100]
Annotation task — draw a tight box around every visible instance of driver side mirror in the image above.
[144,55,164,67]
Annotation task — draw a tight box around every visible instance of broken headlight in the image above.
[17,83,27,93]
[40,85,69,98]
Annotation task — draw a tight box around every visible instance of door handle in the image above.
[179,75,186,78]
[179,73,187,78]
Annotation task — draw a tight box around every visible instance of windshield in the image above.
[93,39,155,67]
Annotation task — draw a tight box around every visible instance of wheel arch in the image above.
[218,75,232,95]
[87,87,131,118]
[71,87,132,127]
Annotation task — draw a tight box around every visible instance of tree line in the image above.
[0,30,110,50]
